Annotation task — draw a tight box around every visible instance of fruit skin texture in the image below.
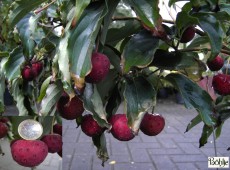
[32,62,43,77]
[57,93,84,120]
[53,123,62,136]
[180,26,196,43]
[21,66,34,81]
[85,52,110,83]
[207,55,224,71]
[11,140,48,167]
[109,114,135,141]
[140,113,165,136]
[41,134,62,153]
[212,74,230,95]
[0,122,8,138]
[81,114,105,137]
[0,117,9,123]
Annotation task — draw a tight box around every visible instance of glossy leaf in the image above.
[40,81,63,116]
[185,114,202,132]
[10,78,28,116]
[199,124,213,147]
[16,13,39,58]
[82,83,110,128]
[68,2,105,78]
[126,0,162,29]
[187,36,210,48]
[103,46,121,73]
[74,0,91,23]
[122,30,159,73]
[192,13,224,60]
[8,0,48,28]
[124,76,156,133]
[166,73,215,126]
[151,50,200,70]
[38,116,54,136]
[4,47,25,81]
[37,76,52,102]
[106,19,142,46]
[92,133,109,166]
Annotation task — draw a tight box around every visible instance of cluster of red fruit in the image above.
[55,52,165,141]
[180,26,229,96]
[21,61,43,81]
[10,123,62,167]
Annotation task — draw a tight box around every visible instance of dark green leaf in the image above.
[192,13,224,60]
[151,50,200,70]
[169,0,189,7]
[166,73,215,126]
[122,30,159,73]
[0,52,9,58]
[82,84,110,129]
[37,76,52,102]
[0,69,5,113]
[215,124,223,139]
[68,2,105,78]
[185,114,202,132]
[124,76,156,132]
[4,47,25,81]
[106,20,141,46]
[8,0,48,28]
[199,124,213,147]
[92,133,109,166]
[10,78,28,116]
[40,81,63,116]
[39,116,54,136]
[103,46,121,73]
[74,0,91,23]
[126,0,162,29]
[187,36,210,48]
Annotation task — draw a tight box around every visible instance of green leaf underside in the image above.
[186,114,202,132]
[122,30,159,73]
[92,133,109,166]
[124,76,156,132]
[68,2,105,78]
[11,78,28,116]
[127,0,161,29]
[82,83,110,128]
[40,81,63,116]
[166,73,215,126]
[8,0,48,28]
[4,47,25,81]
[151,50,199,70]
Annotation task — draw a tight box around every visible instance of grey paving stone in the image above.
[92,163,113,170]
[114,163,156,170]
[131,149,152,163]
[148,148,184,155]
[150,155,177,170]
[171,154,207,162]
[177,143,202,154]
[94,154,131,163]
[128,143,161,150]
[195,162,210,170]
[176,162,199,170]
[70,155,92,170]
[111,143,129,155]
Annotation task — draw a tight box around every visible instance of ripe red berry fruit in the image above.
[207,55,224,71]
[11,140,48,167]
[57,93,84,120]
[81,114,105,137]
[53,123,62,136]
[32,62,43,77]
[0,122,8,138]
[41,134,62,153]
[0,117,9,123]
[140,113,165,136]
[180,26,196,43]
[21,65,34,81]
[109,114,135,141]
[212,74,230,95]
[85,52,110,83]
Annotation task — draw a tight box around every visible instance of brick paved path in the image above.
[63,100,230,170]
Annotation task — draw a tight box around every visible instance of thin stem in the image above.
[34,0,56,14]
[212,126,217,157]
[178,48,230,56]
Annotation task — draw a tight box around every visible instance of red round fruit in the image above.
[207,55,224,71]
[11,140,48,167]
[32,62,43,77]
[180,26,196,43]
[22,65,34,81]
[0,117,9,123]
[140,113,165,136]
[81,114,104,137]
[57,93,84,120]
[85,52,110,83]
[0,122,8,138]
[53,123,62,136]
[41,134,62,153]
[212,74,230,95]
[109,114,135,141]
